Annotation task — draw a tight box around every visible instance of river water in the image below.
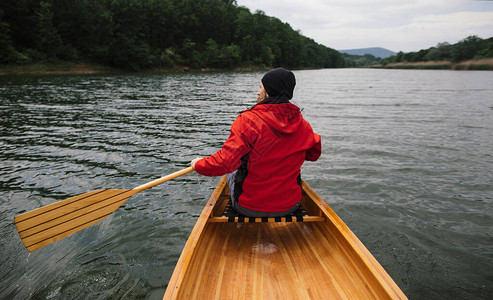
[0,69,492,299]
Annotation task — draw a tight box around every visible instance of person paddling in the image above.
[191,67,321,217]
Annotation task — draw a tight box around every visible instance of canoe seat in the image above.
[208,199,325,223]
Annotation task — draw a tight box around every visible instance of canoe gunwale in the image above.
[300,181,407,299]
[163,177,227,299]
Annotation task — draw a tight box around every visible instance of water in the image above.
[0,69,492,299]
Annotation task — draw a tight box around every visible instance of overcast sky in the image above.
[236,0,493,52]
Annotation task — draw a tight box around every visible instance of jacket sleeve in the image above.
[194,115,252,176]
[305,133,321,161]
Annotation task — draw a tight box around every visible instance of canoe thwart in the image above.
[208,196,325,223]
[208,215,325,223]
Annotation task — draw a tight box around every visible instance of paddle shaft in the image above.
[133,166,195,193]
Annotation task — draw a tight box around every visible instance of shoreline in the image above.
[1,59,492,76]
[0,62,117,76]
[0,61,272,76]
[371,58,493,71]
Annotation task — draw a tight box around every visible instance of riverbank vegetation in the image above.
[342,53,382,68]
[378,36,493,70]
[342,36,493,70]
[0,0,344,72]
[380,58,493,71]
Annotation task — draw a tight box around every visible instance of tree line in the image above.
[0,0,345,70]
[381,35,493,65]
[339,35,493,68]
[341,53,381,68]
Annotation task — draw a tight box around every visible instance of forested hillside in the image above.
[0,0,344,70]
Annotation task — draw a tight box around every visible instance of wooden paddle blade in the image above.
[15,189,138,252]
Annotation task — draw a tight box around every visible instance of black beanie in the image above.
[261,67,296,100]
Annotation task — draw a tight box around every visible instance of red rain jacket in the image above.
[194,101,321,212]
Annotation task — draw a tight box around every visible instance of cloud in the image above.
[236,0,493,52]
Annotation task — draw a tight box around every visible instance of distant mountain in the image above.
[338,47,396,58]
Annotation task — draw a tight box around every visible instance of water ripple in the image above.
[1,70,492,299]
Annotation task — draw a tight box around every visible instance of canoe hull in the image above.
[163,177,406,299]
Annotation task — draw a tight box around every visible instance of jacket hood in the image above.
[250,102,302,134]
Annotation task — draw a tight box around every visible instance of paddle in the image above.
[15,166,195,252]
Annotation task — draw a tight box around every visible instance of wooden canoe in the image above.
[163,176,407,299]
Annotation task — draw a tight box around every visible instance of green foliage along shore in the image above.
[339,35,493,69]
[381,36,493,66]
[0,0,344,70]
